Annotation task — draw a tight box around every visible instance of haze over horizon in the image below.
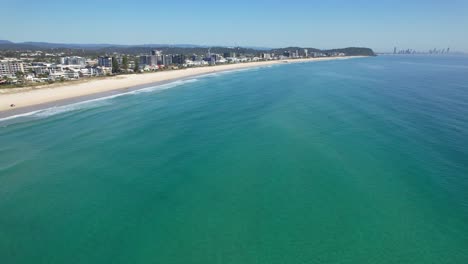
[2,0,468,52]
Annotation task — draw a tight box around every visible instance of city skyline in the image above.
[1,0,468,52]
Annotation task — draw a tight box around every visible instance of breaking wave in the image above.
[0,78,200,126]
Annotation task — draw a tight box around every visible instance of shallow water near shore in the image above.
[0,65,266,122]
[1,55,468,263]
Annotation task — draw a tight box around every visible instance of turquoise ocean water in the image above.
[1,56,468,263]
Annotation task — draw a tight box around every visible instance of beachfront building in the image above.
[325,52,346,57]
[282,50,300,58]
[151,50,164,65]
[292,50,299,58]
[0,60,25,76]
[0,62,9,76]
[29,62,55,75]
[60,56,86,66]
[260,53,272,60]
[140,50,161,67]
[95,66,112,75]
[86,59,98,66]
[172,54,186,65]
[98,56,113,68]
[140,55,158,66]
[162,55,172,66]
[139,51,176,67]
[83,67,100,77]
[184,59,208,67]
[204,53,224,65]
[223,52,236,58]
[139,55,147,66]
[311,52,326,57]
[226,57,241,63]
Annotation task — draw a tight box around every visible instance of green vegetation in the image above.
[326,47,376,56]
[122,56,128,71]
[111,56,120,73]
[133,59,139,73]
[14,71,25,83]
[37,72,49,78]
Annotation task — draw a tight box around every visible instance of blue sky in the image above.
[1,0,468,52]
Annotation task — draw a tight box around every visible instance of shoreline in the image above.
[0,56,367,118]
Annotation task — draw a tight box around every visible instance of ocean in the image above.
[1,55,468,263]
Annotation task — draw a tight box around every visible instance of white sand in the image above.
[0,56,365,112]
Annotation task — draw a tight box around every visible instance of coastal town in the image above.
[0,47,350,87]
[0,44,375,112]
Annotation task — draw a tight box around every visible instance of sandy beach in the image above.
[0,56,365,115]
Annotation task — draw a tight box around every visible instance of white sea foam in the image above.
[0,78,200,125]
[195,66,265,79]
[0,96,114,124]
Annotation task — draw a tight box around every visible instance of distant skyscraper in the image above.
[393,47,397,54]
[447,47,450,54]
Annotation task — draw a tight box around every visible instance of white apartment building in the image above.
[60,56,86,66]
[0,60,25,76]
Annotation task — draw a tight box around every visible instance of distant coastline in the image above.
[0,56,368,117]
